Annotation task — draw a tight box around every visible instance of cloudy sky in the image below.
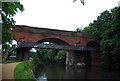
[13,0,119,31]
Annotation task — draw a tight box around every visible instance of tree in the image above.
[73,0,85,5]
[78,7,120,70]
[76,27,83,32]
[2,2,24,51]
[35,49,49,64]
[46,49,56,62]
[54,50,66,63]
[95,7,120,70]
[76,25,94,33]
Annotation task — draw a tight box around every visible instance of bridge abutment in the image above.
[84,51,92,67]
[74,51,100,67]
[16,48,30,61]
[91,51,100,66]
[66,50,75,66]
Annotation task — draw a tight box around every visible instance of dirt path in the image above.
[2,62,20,79]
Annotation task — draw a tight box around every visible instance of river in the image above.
[33,64,120,81]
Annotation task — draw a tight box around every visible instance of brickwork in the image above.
[10,25,94,46]
[9,25,100,66]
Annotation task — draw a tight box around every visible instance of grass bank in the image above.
[14,60,35,80]
[2,60,21,64]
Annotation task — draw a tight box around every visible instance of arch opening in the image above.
[85,41,100,66]
[29,38,69,64]
[35,38,70,46]
[4,39,18,61]
[85,41,99,48]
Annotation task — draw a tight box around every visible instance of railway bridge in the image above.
[6,25,100,66]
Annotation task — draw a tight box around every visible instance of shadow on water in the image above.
[33,63,120,81]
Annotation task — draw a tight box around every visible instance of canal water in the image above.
[33,64,120,80]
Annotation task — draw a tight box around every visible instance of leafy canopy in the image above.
[2,2,24,51]
[76,7,120,70]
[73,0,85,5]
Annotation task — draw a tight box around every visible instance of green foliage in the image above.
[76,27,83,32]
[81,26,94,33]
[100,7,120,70]
[2,2,24,51]
[76,26,94,34]
[33,49,48,65]
[78,7,120,70]
[54,50,66,63]
[30,52,36,58]
[46,49,56,62]
[73,0,85,5]
[14,61,35,80]
[2,60,20,64]
[33,49,66,65]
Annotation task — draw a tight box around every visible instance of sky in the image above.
[13,0,120,31]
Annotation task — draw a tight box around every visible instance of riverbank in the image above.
[14,60,35,80]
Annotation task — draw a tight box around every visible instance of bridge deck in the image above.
[18,43,98,51]
[5,43,98,60]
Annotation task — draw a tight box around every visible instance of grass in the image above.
[2,60,21,64]
[14,60,35,80]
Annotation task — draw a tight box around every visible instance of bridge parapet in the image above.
[11,25,93,38]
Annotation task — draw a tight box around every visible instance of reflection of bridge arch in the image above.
[5,25,100,66]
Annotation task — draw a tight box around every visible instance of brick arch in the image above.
[10,26,97,47]
[85,40,99,48]
[7,26,101,65]
[35,38,71,45]
[85,40,100,65]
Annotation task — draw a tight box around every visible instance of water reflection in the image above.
[34,64,120,80]
[36,73,47,81]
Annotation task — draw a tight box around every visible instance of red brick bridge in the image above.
[7,25,100,66]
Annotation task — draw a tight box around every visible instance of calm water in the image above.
[33,64,120,80]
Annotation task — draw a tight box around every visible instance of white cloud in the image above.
[13,0,119,31]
